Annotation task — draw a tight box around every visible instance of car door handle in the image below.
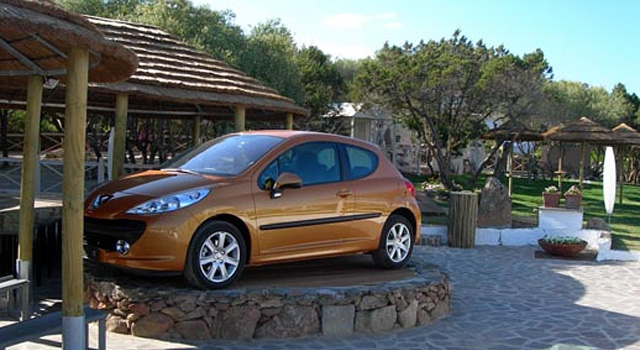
[336,189,352,198]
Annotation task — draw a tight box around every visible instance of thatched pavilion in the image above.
[0,15,308,179]
[0,0,137,348]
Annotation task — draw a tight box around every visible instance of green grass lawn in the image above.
[407,174,640,251]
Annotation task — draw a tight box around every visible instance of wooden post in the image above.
[508,142,514,198]
[192,115,201,146]
[234,106,246,132]
[447,191,478,248]
[17,75,43,284]
[618,146,625,205]
[112,93,128,179]
[285,112,293,130]
[578,141,586,188]
[1,109,8,159]
[62,47,89,350]
[557,144,563,191]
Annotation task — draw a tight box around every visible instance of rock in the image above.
[128,303,150,317]
[398,300,418,328]
[211,306,261,340]
[322,305,354,336]
[161,306,185,320]
[261,307,281,317]
[179,307,206,321]
[255,305,320,339]
[477,177,512,228]
[149,300,167,312]
[430,298,451,320]
[106,315,129,334]
[358,295,388,310]
[126,313,141,328]
[417,308,432,326]
[175,320,211,340]
[260,298,283,308]
[354,305,396,333]
[587,217,611,231]
[131,313,173,337]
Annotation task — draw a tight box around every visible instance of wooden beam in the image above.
[17,75,42,282]
[112,93,128,179]
[62,46,89,350]
[285,112,293,130]
[234,106,246,132]
[192,115,201,146]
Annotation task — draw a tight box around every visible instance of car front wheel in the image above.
[373,215,414,269]
[185,221,246,289]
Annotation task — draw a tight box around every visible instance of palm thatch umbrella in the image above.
[542,117,617,190]
[612,123,640,204]
[481,121,543,197]
[1,0,136,347]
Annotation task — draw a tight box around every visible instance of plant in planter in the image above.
[542,185,561,207]
[538,235,587,257]
[564,185,582,210]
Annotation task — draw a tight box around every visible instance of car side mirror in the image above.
[271,172,302,199]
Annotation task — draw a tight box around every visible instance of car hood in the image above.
[85,170,227,216]
[98,170,221,197]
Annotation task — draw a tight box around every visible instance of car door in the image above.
[340,143,390,250]
[252,141,355,263]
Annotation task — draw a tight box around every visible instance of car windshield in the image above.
[162,134,284,176]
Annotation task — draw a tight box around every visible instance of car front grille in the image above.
[84,217,146,251]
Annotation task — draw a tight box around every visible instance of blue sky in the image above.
[193,0,640,94]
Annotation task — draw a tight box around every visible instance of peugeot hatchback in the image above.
[84,131,421,289]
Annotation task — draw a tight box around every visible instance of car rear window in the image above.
[344,145,378,180]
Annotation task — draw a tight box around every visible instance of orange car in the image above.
[84,131,421,289]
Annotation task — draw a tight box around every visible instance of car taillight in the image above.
[404,181,416,197]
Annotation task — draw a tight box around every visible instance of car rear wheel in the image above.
[185,221,246,289]
[373,215,414,269]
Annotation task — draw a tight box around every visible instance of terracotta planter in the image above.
[538,239,587,257]
[542,192,561,207]
[565,194,582,210]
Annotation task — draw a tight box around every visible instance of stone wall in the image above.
[84,261,450,341]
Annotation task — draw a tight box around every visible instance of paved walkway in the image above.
[9,246,640,350]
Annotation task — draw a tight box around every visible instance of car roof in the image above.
[234,130,379,149]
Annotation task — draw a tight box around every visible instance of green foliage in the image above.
[237,19,303,102]
[544,81,636,128]
[539,235,585,245]
[295,46,346,132]
[354,31,550,189]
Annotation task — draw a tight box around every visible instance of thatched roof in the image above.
[542,117,617,144]
[612,123,640,146]
[0,0,137,85]
[481,121,543,142]
[86,16,307,119]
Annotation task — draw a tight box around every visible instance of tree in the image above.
[354,31,550,189]
[295,46,346,132]
[238,19,303,103]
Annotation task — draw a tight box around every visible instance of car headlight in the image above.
[125,189,210,215]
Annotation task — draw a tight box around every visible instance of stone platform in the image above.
[84,255,450,341]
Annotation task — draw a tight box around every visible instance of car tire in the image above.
[184,221,246,289]
[373,215,414,269]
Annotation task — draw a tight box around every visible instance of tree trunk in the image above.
[492,141,512,178]
[447,191,478,248]
[0,109,7,159]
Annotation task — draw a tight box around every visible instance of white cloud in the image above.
[309,40,374,60]
[323,13,369,30]
[384,21,403,29]
[323,12,401,31]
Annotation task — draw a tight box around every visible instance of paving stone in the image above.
[11,246,640,349]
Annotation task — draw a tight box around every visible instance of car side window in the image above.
[258,142,340,189]
[344,144,378,180]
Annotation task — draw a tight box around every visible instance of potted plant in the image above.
[542,185,561,207]
[564,185,582,210]
[538,235,587,257]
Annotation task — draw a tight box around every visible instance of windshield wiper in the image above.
[161,168,200,175]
